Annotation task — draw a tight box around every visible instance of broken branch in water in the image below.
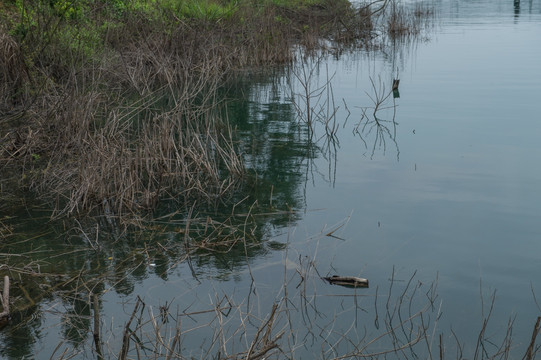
[323,275,369,288]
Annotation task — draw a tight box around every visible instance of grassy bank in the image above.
[0,0,388,220]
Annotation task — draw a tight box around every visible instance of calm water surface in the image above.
[1,0,541,358]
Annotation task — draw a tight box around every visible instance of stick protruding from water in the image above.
[0,276,10,325]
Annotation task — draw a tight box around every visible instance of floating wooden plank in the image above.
[323,275,369,288]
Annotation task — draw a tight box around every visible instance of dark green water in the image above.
[2,0,541,358]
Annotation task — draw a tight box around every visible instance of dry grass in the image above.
[10,87,244,219]
[0,0,394,221]
[385,0,435,37]
[0,29,30,112]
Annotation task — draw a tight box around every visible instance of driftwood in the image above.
[323,275,369,288]
[0,276,10,326]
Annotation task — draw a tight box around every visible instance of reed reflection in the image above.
[354,76,400,160]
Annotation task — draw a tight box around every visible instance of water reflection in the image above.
[443,0,539,23]
[3,0,541,357]
[0,38,411,360]
[227,70,316,212]
[0,160,304,357]
[0,305,40,359]
[354,76,400,159]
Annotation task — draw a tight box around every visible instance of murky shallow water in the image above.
[2,0,541,358]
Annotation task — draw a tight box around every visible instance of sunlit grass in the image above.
[172,0,238,21]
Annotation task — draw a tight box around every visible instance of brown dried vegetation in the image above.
[0,0,392,220]
[0,30,30,111]
[0,0,434,222]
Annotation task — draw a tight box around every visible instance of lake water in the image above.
[1,0,541,358]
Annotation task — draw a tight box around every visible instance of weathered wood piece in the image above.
[0,276,10,326]
[323,275,369,288]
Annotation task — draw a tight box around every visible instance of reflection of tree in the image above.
[0,68,333,357]
[62,297,91,346]
[225,71,315,221]
[0,305,40,359]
